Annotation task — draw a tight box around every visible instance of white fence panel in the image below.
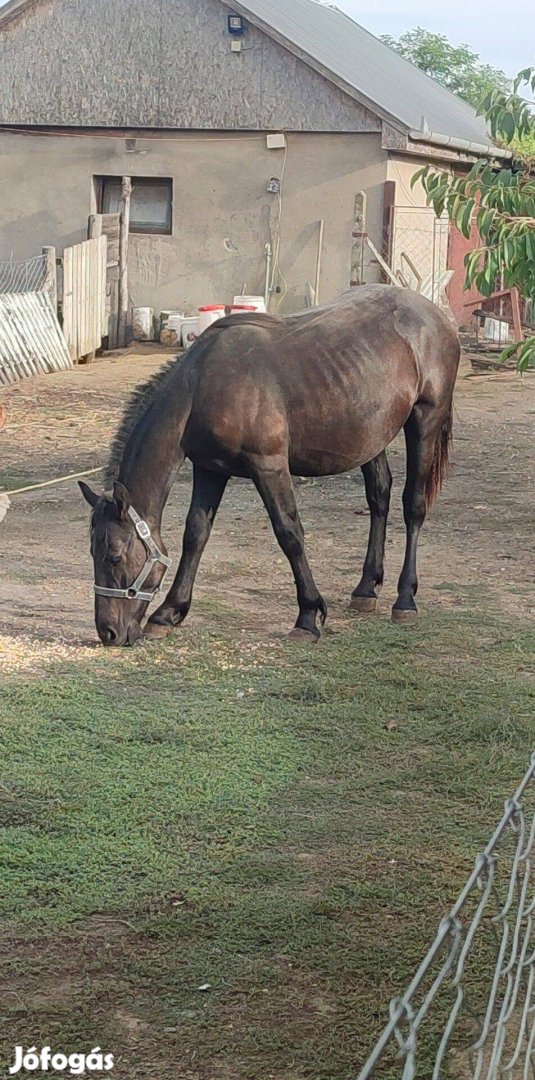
[0,292,71,385]
[63,236,107,363]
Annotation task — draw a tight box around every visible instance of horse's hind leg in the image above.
[393,402,451,624]
[350,452,392,614]
[146,465,228,638]
[251,459,327,642]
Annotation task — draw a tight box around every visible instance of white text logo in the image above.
[9,1047,114,1075]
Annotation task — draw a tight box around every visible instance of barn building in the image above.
[0,0,504,324]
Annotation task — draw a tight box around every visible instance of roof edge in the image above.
[409,129,512,160]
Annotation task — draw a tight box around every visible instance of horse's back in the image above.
[183,286,459,477]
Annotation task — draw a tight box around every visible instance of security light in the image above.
[227,14,245,34]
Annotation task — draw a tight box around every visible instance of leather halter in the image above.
[94,505,171,603]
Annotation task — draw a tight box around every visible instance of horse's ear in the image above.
[78,481,100,509]
[113,481,131,521]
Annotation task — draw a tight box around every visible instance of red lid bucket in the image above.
[198,305,226,334]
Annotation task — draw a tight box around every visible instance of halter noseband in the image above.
[94,505,171,604]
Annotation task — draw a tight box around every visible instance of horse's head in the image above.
[79,480,170,647]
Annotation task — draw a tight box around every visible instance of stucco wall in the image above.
[386,156,431,208]
[0,0,380,132]
[0,130,387,314]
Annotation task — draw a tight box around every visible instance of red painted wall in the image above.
[447,221,484,328]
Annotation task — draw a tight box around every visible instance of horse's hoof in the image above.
[144,621,174,640]
[391,608,419,627]
[349,596,377,614]
[288,628,320,645]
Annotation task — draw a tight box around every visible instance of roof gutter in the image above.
[409,129,512,160]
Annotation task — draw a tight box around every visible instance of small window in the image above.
[96,177,173,235]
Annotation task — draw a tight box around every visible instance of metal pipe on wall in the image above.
[314,220,325,306]
[264,242,272,307]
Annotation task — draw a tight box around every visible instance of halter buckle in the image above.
[135,520,151,542]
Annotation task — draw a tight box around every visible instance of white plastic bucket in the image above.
[181,317,200,348]
[232,295,267,313]
[198,305,226,334]
[132,307,154,341]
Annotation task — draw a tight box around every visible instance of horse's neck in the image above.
[118,400,186,525]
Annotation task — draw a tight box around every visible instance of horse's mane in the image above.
[105,359,179,486]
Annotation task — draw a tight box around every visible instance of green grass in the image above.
[0,609,534,1079]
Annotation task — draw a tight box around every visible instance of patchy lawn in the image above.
[1,608,533,1079]
[1,351,534,1076]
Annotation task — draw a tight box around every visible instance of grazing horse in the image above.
[80,285,460,647]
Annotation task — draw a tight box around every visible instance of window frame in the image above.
[95,176,173,236]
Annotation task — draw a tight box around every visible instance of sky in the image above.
[334,0,535,78]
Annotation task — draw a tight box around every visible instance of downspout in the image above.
[264,243,272,307]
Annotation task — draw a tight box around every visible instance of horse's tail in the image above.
[426,408,453,508]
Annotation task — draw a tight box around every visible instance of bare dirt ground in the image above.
[0,345,534,669]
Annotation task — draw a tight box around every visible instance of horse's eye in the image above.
[108,554,122,566]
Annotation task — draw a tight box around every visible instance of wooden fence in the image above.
[62,236,108,363]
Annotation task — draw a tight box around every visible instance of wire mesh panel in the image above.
[357,756,535,1080]
[0,254,49,295]
[390,207,451,310]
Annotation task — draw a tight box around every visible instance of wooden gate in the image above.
[62,236,107,363]
[89,213,121,348]
[88,178,132,350]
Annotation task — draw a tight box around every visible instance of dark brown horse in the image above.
[80,285,460,647]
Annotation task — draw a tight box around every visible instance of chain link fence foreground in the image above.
[358,755,535,1080]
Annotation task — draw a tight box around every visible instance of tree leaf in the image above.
[500,111,517,143]
[460,198,475,237]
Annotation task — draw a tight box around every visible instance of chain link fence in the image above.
[390,206,451,310]
[358,755,535,1080]
[0,253,50,295]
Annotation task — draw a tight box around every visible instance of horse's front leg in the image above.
[145,466,228,638]
[251,457,327,643]
[351,452,392,614]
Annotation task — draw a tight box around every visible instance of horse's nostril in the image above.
[101,626,118,645]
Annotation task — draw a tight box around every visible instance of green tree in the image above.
[381,28,510,109]
[414,70,535,371]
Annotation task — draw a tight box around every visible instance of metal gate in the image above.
[390,206,451,309]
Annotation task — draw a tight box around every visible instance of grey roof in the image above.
[0,0,497,150]
[231,0,496,148]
